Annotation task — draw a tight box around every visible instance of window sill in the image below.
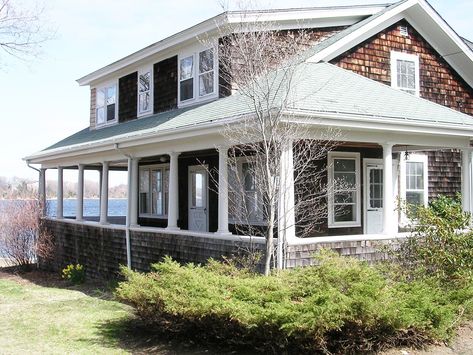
[328,222,362,229]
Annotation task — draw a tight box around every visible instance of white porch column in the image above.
[130,158,139,227]
[461,149,472,213]
[76,164,85,221]
[216,146,231,235]
[277,141,296,269]
[100,161,109,224]
[167,152,180,230]
[57,167,64,219]
[38,168,46,216]
[382,143,396,235]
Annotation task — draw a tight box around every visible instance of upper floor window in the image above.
[96,84,117,126]
[390,51,420,96]
[179,47,217,106]
[138,67,153,116]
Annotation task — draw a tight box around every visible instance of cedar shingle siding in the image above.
[118,72,138,123]
[154,56,178,113]
[331,19,472,200]
[331,20,473,115]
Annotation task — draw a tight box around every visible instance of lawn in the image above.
[0,271,131,354]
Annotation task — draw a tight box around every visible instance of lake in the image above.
[0,199,127,217]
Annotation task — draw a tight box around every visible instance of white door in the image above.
[365,161,384,234]
[188,166,208,232]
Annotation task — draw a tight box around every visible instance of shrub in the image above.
[393,194,473,281]
[0,199,54,269]
[62,264,85,284]
[116,252,472,353]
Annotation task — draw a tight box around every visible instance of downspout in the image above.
[114,144,133,269]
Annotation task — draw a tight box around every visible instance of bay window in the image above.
[328,152,361,228]
[96,84,117,125]
[139,165,169,217]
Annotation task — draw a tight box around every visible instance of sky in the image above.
[0,0,472,186]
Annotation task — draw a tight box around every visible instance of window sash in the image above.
[139,166,169,217]
[96,85,116,125]
[138,70,152,114]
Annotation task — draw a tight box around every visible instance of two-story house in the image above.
[26,0,473,276]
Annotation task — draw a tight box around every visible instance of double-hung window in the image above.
[400,153,428,207]
[139,165,170,217]
[138,67,152,116]
[96,84,117,126]
[228,158,264,224]
[328,152,361,228]
[179,47,217,105]
[390,51,420,96]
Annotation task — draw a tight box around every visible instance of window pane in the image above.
[243,163,256,191]
[152,170,163,215]
[334,159,355,172]
[139,71,151,92]
[406,191,423,205]
[199,49,214,73]
[106,86,116,105]
[97,88,105,108]
[180,56,194,80]
[107,103,115,121]
[139,92,150,113]
[199,71,214,96]
[96,107,105,125]
[334,204,355,222]
[180,78,193,101]
[334,172,356,188]
[334,191,355,204]
[139,170,150,214]
[191,172,204,208]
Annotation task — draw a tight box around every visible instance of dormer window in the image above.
[180,55,194,101]
[390,51,420,96]
[96,84,117,126]
[138,67,153,116]
[178,47,217,106]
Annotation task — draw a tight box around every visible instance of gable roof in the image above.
[27,62,473,162]
[305,0,473,89]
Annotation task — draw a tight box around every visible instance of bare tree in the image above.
[202,5,342,275]
[0,0,51,63]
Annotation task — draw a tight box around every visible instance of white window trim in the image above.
[139,163,170,219]
[95,80,119,128]
[327,151,361,228]
[228,156,267,226]
[399,153,428,226]
[178,45,218,108]
[137,66,153,118]
[390,51,420,97]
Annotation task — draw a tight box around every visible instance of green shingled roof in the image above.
[44,62,473,152]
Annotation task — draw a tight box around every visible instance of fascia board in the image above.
[286,110,473,141]
[307,0,417,63]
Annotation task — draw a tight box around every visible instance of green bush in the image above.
[116,253,473,353]
[394,194,473,281]
[62,264,85,284]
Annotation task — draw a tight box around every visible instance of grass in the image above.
[0,275,131,354]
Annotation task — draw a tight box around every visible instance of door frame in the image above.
[187,164,209,232]
[363,158,383,234]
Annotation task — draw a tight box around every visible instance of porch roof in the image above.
[31,62,473,159]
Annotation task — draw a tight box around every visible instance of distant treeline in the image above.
[0,176,127,200]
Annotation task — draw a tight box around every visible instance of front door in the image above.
[188,165,208,232]
[364,160,384,234]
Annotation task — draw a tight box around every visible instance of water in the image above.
[46,199,127,217]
